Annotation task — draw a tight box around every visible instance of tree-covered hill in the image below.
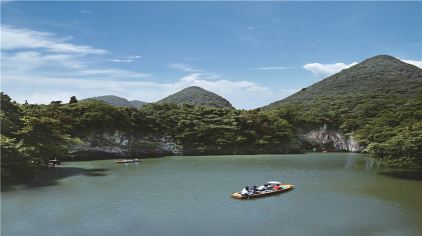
[82,95,146,108]
[262,55,422,167]
[157,86,234,109]
[1,92,298,184]
[130,100,147,108]
[264,55,422,109]
[2,55,421,185]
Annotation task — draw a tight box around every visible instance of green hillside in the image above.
[265,55,422,109]
[263,55,422,167]
[157,86,234,109]
[82,95,146,108]
[129,100,147,108]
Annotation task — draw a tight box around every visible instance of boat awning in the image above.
[267,181,281,185]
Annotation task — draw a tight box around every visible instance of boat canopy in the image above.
[267,181,281,185]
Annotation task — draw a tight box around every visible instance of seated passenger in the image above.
[265,184,273,192]
[273,184,281,190]
[251,185,258,194]
[257,185,266,191]
[240,186,250,196]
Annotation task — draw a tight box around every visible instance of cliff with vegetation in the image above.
[301,125,363,152]
[2,55,421,184]
[264,55,422,167]
[1,93,299,183]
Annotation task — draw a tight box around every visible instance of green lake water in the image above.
[2,153,422,236]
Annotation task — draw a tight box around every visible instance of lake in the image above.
[2,153,422,236]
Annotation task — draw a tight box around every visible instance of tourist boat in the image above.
[230,181,294,199]
[115,159,141,164]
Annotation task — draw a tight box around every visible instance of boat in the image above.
[115,159,141,164]
[48,159,62,167]
[230,181,294,199]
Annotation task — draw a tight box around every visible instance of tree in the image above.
[69,96,78,104]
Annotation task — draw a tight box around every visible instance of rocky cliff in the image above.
[301,125,363,152]
[67,132,182,160]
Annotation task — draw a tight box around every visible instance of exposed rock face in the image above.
[302,125,363,152]
[68,132,182,160]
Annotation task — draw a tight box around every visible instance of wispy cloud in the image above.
[303,62,358,78]
[1,24,290,109]
[110,55,141,63]
[1,24,150,89]
[251,66,293,71]
[2,50,149,79]
[1,24,107,54]
[400,59,422,69]
[168,63,201,72]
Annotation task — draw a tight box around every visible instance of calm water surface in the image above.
[2,153,422,236]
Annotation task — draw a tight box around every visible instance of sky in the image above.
[1,1,421,109]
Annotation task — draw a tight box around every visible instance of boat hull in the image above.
[231,184,294,199]
[115,159,141,164]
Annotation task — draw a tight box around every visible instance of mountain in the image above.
[259,55,422,165]
[129,100,147,108]
[83,95,146,108]
[264,55,422,109]
[157,86,234,109]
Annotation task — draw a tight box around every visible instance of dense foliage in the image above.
[2,55,421,184]
[263,55,422,168]
[1,93,298,183]
[268,94,422,168]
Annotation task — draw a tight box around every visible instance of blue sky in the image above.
[1,1,421,109]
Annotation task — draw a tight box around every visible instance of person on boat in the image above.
[273,184,282,190]
[257,185,266,192]
[251,186,258,194]
[240,186,250,196]
[265,184,273,192]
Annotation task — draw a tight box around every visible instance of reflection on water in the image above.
[2,167,109,191]
[2,153,422,236]
[380,169,422,181]
[344,154,383,170]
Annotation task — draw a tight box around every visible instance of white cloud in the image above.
[77,69,149,78]
[400,59,422,69]
[110,55,141,63]
[251,66,292,71]
[2,51,84,72]
[1,25,149,82]
[1,51,149,79]
[110,59,133,63]
[303,62,358,78]
[1,24,107,54]
[168,63,201,72]
[1,25,288,109]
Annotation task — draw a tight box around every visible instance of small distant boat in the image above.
[231,181,294,199]
[115,159,141,164]
[48,159,62,167]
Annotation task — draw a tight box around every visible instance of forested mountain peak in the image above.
[157,86,234,109]
[264,55,422,109]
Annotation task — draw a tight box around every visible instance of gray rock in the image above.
[302,125,364,152]
[68,132,182,159]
